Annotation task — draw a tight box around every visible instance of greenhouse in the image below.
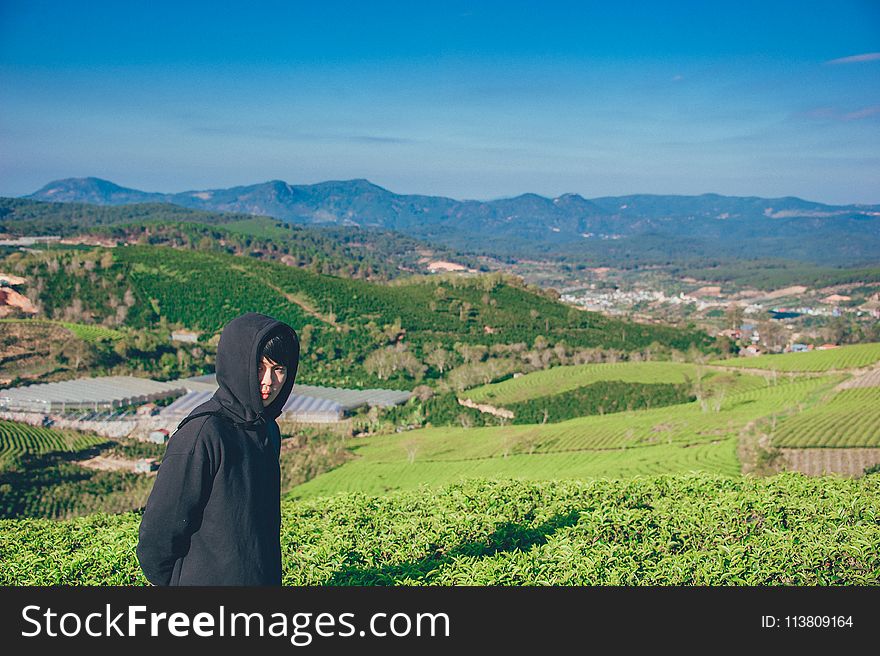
[161,389,347,423]
[182,373,411,408]
[172,374,412,423]
[0,375,188,414]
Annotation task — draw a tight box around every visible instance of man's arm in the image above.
[136,430,215,586]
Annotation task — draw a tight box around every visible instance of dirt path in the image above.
[457,397,514,419]
[834,363,880,390]
[228,264,344,330]
[75,454,156,475]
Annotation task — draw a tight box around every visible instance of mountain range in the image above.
[23,177,880,266]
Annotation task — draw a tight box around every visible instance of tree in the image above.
[402,438,419,463]
[724,303,745,331]
[822,316,850,345]
[425,347,453,373]
[454,342,487,364]
[759,320,787,352]
[364,344,426,380]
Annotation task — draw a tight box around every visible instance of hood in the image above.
[210,312,300,427]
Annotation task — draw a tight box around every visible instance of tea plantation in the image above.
[1,474,876,585]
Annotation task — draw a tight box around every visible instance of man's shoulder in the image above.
[166,413,229,455]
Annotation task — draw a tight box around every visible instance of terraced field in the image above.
[290,375,841,498]
[289,439,741,498]
[773,387,880,448]
[0,419,107,469]
[464,361,769,406]
[0,420,158,519]
[709,342,880,372]
[4,474,878,585]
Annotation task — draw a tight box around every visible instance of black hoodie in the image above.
[137,312,299,586]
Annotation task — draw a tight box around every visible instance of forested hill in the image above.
[22,177,880,266]
[3,244,716,389]
[0,197,484,282]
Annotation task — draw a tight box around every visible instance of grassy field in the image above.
[709,342,880,372]
[1,474,877,585]
[290,375,842,499]
[464,361,769,406]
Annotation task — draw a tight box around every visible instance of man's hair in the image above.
[261,332,293,366]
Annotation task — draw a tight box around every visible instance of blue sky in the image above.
[1,1,879,203]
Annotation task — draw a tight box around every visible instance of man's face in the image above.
[258,356,287,407]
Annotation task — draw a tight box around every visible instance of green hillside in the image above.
[465,361,768,406]
[2,474,877,585]
[709,342,880,372]
[290,375,841,498]
[5,243,716,388]
[0,197,471,281]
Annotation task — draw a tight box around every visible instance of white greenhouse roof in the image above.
[161,389,345,422]
[0,375,187,413]
[179,374,411,409]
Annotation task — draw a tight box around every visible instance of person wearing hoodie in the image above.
[137,312,300,586]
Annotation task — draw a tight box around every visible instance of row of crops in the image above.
[289,376,842,498]
[2,474,877,585]
[0,462,155,520]
[121,248,314,334]
[0,421,160,519]
[0,420,107,469]
[503,380,695,424]
[464,361,770,406]
[710,342,880,372]
[773,387,880,448]
[288,439,743,499]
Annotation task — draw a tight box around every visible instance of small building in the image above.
[789,343,812,353]
[148,428,170,444]
[741,345,762,357]
[171,330,201,343]
[137,402,160,416]
[817,343,840,350]
[134,458,159,474]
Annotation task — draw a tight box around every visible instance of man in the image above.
[137,312,300,586]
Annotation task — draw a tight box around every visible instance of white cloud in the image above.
[799,105,880,122]
[826,52,880,65]
[842,106,880,121]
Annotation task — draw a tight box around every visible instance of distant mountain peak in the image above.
[27,177,161,204]
[19,176,879,267]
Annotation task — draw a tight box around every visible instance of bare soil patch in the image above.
[779,448,880,478]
